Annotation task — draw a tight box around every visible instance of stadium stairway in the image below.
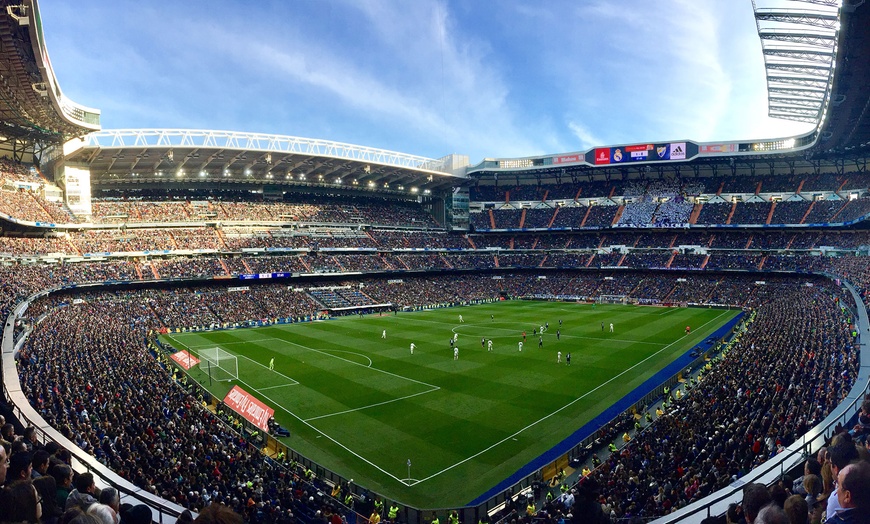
[218,259,231,276]
[700,255,710,269]
[546,207,560,228]
[65,237,82,256]
[519,208,527,229]
[215,228,231,250]
[27,193,54,222]
[796,179,805,195]
[688,203,702,224]
[579,206,592,227]
[745,235,754,249]
[168,232,180,250]
[241,259,254,273]
[837,178,849,194]
[466,236,477,249]
[755,180,763,195]
[150,264,160,279]
[758,255,768,270]
[799,200,816,224]
[611,205,625,226]
[665,252,676,269]
[668,234,678,248]
[765,201,777,224]
[488,209,496,229]
[725,202,737,224]
[830,200,851,222]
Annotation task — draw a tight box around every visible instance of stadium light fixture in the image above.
[176,169,184,177]
[368,181,375,187]
[423,189,431,195]
[410,187,418,193]
[199,170,206,177]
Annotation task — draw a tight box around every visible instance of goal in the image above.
[198,347,239,382]
[598,295,628,305]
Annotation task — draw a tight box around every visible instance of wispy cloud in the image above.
[38,0,816,163]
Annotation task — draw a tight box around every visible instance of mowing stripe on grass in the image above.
[407,310,730,486]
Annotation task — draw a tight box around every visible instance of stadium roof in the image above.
[0,0,99,142]
[811,0,870,156]
[62,129,467,195]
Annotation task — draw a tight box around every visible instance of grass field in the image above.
[161,301,738,508]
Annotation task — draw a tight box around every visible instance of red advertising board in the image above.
[594,148,611,165]
[552,154,582,165]
[171,350,200,370]
[699,143,738,154]
[223,385,275,431]
[624,144,652,152]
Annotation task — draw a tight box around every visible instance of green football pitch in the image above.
[161,301,738,508]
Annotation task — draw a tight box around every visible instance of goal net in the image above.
[199,347,239,382]
[598,295,628,305]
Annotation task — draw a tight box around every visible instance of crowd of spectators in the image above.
[571,280,859,520]
[695,202,733,226]
[80,197,440,229]
[729,202,772,225]
[769,201,812,225]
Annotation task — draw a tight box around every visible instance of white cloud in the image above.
[567,122,603,151]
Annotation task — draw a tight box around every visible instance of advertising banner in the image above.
[669,142,687,160]
[223,385,274,431]
[699,143,738,154]
[171,350,200,370]
[552,154,583,165]
[593,148,611,165]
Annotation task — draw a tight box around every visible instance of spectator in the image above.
[53,464,74,509]
[0,479,42,523]
[827,461,870,523]
[743,483,773,524]
[826,440,860,520]
[66,472,98,512]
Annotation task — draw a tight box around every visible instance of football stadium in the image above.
[0,1,869,524]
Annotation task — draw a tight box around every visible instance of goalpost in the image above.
[598,295,629,305]
[199,347,239,383]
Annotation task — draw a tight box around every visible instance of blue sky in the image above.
[41,0,818,164]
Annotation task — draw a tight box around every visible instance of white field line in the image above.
[258,384,295,391]
[304,387,440,422]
